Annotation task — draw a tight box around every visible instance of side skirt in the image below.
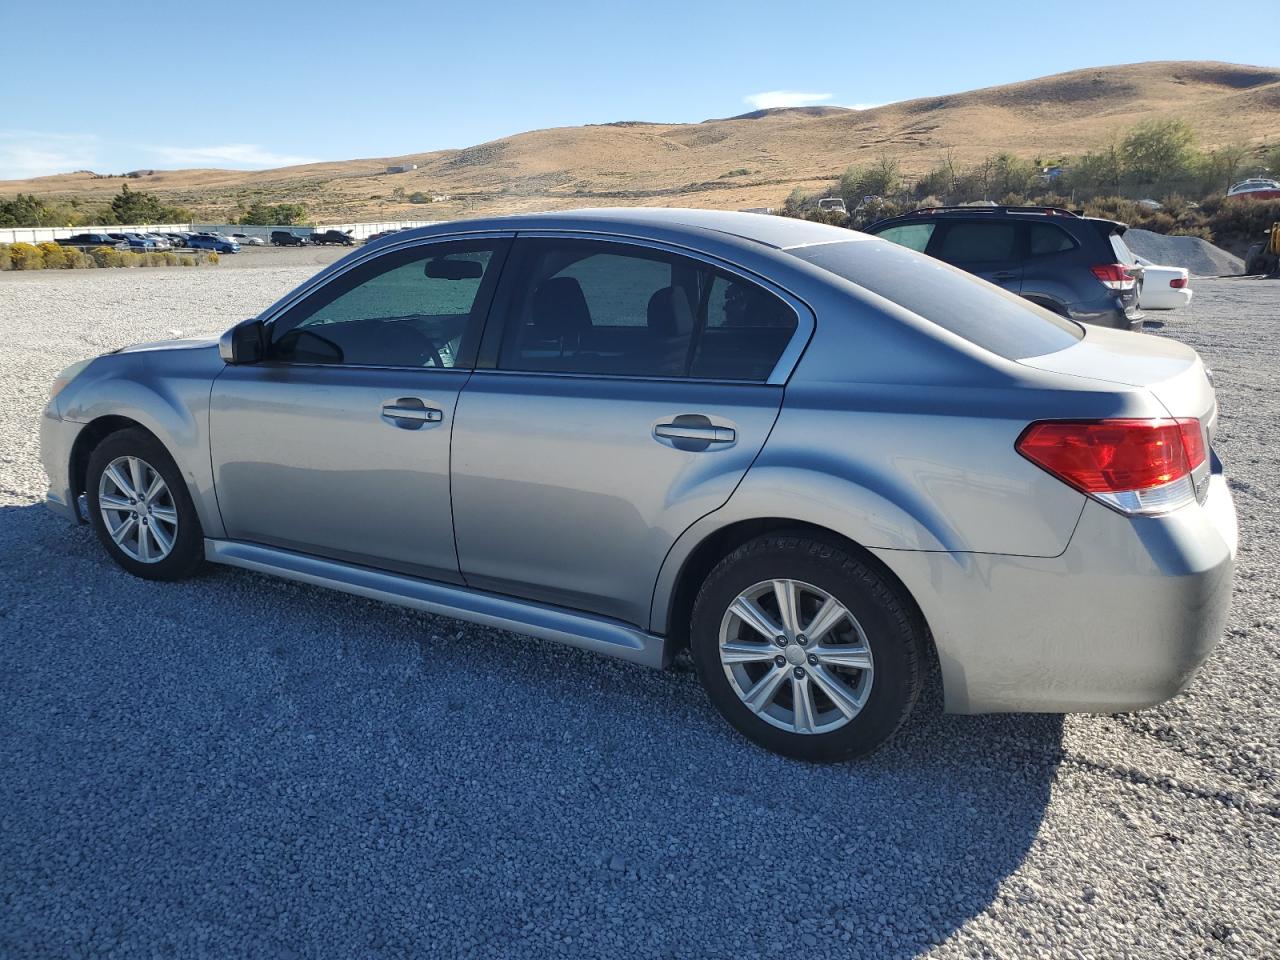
[204,539,671,669]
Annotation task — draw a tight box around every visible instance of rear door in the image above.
[927,219,1025,292]
[450,234,809,627]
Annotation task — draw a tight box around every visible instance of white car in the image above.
[1136,256,1192,310]
[230,233,267,246]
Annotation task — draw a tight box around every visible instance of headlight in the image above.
[49,358,94,401]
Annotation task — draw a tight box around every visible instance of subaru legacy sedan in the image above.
[40,209,1237,761]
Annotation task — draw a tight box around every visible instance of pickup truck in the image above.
[55,233,124,249]
[308,229,355,246]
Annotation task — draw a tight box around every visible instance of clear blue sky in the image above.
[2,0,1274,180]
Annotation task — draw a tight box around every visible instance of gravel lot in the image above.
[2,261,1277,959]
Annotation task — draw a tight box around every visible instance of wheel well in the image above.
[69,416,153,503]
[663,518,932,655]
[1022,295,1068,316]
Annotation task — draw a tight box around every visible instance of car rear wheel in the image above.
[690,533,924,761]
[86,429,204,581]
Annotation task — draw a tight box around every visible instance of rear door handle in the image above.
[381,398,443,430]
[654,423,736,443]
[991,271,1019,280]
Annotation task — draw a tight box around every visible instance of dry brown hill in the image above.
[4,60,1278,223]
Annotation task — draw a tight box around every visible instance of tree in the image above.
[1120,119,1196,187]
[107,183,188,224]
[238,201,308,225]
[839,154,900,206]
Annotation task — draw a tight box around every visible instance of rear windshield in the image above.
[790,239,1083,360]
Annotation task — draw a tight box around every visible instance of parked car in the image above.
[107,232,159,251]
[865,205,1145,330]
[142,233,173,251]
[309,229,356,246]
[230,233,267,247]
[187,233,239,253]
[55,233,124,250]
[364,228,409,244]
[1226,178,1280,201]
[271,231,308,247]
[39,209,1236,761]
[159,233,189,248]
[1134,256,1193,310]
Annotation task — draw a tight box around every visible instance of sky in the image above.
[2,0,1276,181]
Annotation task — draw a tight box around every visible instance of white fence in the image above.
[0,219,445,245]
[0,223,191,245]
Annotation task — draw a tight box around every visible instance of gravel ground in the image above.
[1125,230,1244,277]
[1,263,1277,959]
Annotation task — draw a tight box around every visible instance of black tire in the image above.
[85,428,205,581]
[690,533,924,762]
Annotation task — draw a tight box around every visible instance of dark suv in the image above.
[864,206,1144,330]
[270,231,308,247]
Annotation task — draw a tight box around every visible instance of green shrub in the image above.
[163,252,179,266]
[38,242,68,268]
[8,242,44,270]
[179,255,196,267]
[0,244,10,270]
[62,248,92,269]
[206,252,219,265]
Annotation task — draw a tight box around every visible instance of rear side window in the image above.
[496,238,798,380]
[933,222,1019,263]
[872,222,935,252]
[1029,223,1077,256]
[791,240,1082,360]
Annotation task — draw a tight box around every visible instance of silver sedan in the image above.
[39,209,1237,760]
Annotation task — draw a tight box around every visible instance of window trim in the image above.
[475,230,814,386]
[254,231,515,372]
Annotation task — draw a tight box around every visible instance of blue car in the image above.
[187,233,240,254]
[108,232,159,251]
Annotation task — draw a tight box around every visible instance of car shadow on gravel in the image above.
[3,502,1063,959]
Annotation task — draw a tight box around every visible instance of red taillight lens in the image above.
[1169,276,1187,289]
[1017,418,1206,514]
[1090,263,1136,290]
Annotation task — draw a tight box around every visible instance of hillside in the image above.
[4,60,1278,223]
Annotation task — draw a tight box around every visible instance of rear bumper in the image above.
[39,407,84,523]
[1066,294,1144,331]
[872,471,1237,714]
[1141,287,1194,311]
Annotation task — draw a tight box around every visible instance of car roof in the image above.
[374,207,865,252]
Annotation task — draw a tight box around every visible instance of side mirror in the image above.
[219,318,265,364]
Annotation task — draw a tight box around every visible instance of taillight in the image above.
[1016,418,1205,515]
[1090,263,1136,290]
[1169,276,1187,289]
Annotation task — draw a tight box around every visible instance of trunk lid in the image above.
[1019,325,1218,438]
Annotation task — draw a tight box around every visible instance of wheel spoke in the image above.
[772,580,802,637]
[110,514,137,545]
[792,675,817,733]
[99,493,133,512]
[813,645,873,671]
[136,523,151,561]
[143,472,165,504]
[742,666,788,713]
[128,457,145,498]
[807,664,866,719]
[149,520,174,556]
[105,463,135,499]
[149,505,178,525]
[805,596,847,644]
[730,596,782,641]
[720,640,778,665]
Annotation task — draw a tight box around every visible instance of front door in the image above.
[209,236,509,582]
[451,236,806,626]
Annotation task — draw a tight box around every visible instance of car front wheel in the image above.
[86,429,205,581]
[690,533,925,761]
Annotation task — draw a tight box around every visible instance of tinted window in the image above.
[497,239,797,381]
[873,222,935,252]
[269,240,504,367]
[791,240,1082,360]
[1029,223,1077,256]
[934,222,1019,263]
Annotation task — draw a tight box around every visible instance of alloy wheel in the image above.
[97,456,179,564]
[718,579,874,735]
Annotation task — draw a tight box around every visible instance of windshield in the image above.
[789,239,1083,360]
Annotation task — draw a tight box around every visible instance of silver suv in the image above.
[40,209,1237,760]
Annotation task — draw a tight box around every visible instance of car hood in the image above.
[113,335,219,354]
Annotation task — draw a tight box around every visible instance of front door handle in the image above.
[381,398,443,430]
[654,423,736,443]
[991,271,1019,281]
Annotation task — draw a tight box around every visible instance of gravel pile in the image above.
[1,266,1277,958]
[1125,229,1244,277]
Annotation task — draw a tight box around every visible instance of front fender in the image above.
[59,347,225,538]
